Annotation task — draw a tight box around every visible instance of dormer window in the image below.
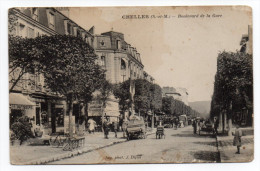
[77,29,80,37]
[48,12,55,30]
[67,23,71,35]
[32,8,38,21]
[116,40,121,49]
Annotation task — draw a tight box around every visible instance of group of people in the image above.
[87,117,128,139]
[191,117,219,135]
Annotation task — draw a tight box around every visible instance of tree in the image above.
[114,79,163,117]
[10,34,105,139]
[113,80,131,115]
[9,36,44,92]
[35,35,105,137]
[96,80,113,130]
[210,51,253,134]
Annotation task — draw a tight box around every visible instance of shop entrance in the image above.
[10,109,23,127]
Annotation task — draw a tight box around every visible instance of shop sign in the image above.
[10,104,33,110]
[55,104,64,108]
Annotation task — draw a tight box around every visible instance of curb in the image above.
[25,131,156,165]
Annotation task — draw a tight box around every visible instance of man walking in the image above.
[192,119,197,134]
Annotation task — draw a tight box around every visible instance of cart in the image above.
[198,123,214,135]
[156,126,165,139]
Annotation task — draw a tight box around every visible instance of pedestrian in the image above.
[103,118,110,139]
[213,117,219,135]
[88,118,96,134]
[233,124,243,154]
[122,120,128,138]
[192,119,197,134]
[112,121,118,138]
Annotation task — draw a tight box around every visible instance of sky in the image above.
[67,6,252,102]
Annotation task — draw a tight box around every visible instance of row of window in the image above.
[29,8,91,43]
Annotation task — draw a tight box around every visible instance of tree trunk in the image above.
[228,118,232,136]
[101,106,104,132]
[219,112,222,133]
[223,110,227,134]
[152,110,154,129]
[69,101,73,139]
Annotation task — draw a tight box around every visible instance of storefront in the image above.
[29,94,67,134]
[9,93,35,127]
[88,96,120,126]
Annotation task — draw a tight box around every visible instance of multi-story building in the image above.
[88,30,145,122]
[162,86,189,106]
[9,7,94,133]
[93,30,144,83]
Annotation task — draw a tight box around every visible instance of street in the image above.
[50,126,220,164]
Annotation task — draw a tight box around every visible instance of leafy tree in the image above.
[96,80,113,129]
[210,51,253,132]
[9,36,44,92]
[10,34,105,137]
[114,79,162,116]
[33,35,105,137]
[113,80,131,114]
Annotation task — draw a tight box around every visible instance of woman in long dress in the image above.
[233,125,243,154]
[88,119,96,134]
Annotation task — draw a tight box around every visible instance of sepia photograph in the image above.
[8,6,253,165]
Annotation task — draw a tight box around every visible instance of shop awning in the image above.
[9,93,35,110]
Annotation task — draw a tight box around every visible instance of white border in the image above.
[1,1,259,171]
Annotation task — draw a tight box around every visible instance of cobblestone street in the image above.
[50,126,219,164]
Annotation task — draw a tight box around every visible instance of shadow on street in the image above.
[191,151,220,162]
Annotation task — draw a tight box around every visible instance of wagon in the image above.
[126,115,146,140]
[198,123,214,135]
[156,126,165,139]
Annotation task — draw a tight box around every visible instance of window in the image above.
[77,29,80,37]
[116,40,121,49]
[49,12,55,30]
[27,27,35,38]
[67,23,71,35]
[100,40,105,47]
[121,59,126,70]
[100,56,106,67]
[18,23,25,37]
[32,8,38,21]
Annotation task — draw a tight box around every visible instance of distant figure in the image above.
[213,117,219,135]
[122,120,128,138]
[103,119,110,139]
[112,121,118,138]
[88,119,96,134]
[233,125,243,154]
[192,119,197,134]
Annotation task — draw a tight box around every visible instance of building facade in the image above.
[93,31,144,84]
[9,7,94,134]
[162,86,189,106]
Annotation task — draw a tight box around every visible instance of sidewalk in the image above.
[216,128,254,163]
[10,129,156,165]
